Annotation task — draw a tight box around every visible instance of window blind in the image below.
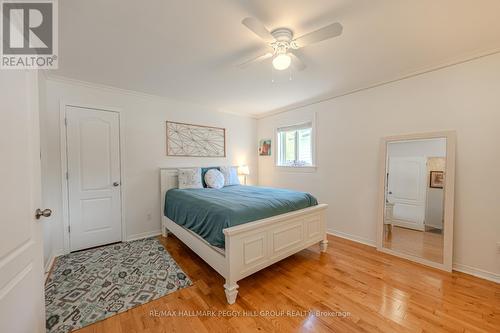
[277,122,312,133]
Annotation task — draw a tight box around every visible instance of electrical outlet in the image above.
[497,242,500,254]
[147,213,152,221]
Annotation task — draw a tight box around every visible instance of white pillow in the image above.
[220,166,240,186]
[178,168,203,189]
[204,169,225,189]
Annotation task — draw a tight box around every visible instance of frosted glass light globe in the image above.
[272,53,291,70]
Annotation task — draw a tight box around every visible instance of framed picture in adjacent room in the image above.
[429,171,445,188]
[258,139,271,156]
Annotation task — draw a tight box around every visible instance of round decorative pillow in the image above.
[204,169,225,189]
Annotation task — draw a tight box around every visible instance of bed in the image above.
[160,168,328,304]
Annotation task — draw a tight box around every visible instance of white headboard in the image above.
[160,166,240,193]
[160,168,179,217]
[160,168,179,192]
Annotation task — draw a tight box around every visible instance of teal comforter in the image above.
[164,185,318,248]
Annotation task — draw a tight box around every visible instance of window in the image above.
[277,122,314,167]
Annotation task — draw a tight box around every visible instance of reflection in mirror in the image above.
[383,138,446,264]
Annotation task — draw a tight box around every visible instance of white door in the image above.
[0,71,45,332]
[387,157,427,230]
[66,106,122,251]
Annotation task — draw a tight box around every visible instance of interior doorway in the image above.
[62,105,123,252]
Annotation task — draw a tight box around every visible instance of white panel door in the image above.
[66,106,122,251]
[0,71,45,332]
[387,157,427,230]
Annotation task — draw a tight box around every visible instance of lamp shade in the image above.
[238,165,250,176]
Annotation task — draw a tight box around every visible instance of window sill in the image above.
[275,165,317,173]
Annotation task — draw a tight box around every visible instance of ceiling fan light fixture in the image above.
[272,53,291,70]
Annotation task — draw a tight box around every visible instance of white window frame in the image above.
[275,120,316,170]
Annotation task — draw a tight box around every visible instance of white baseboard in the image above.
[126,230,162,242]
[424,224,443,230]
[328,229,499,284]
[327,229,376,247]
[44,249,64,281]
[44,256,56,275]
[391,219,425,231]
[452,263,500,284]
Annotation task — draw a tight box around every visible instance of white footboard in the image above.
[160,168,328,304]
[223,204,328,304]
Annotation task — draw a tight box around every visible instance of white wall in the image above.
[40,78,257,265]
[426,157,446,229]
[257,53,500,280]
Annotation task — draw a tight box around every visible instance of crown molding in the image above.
[43,46,500,121]
[256,47,500,119]
[43,74,258,119]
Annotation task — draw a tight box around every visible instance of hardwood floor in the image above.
[76,235,500,333]
[383,226,444,263]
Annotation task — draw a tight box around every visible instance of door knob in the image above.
[35,208,52,219]
[113,182,120,187]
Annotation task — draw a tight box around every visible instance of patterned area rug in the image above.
[45,237,192,333]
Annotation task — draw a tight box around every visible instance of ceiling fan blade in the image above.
[237,52,273,69]
[242,17,274,43]
[293,22,343,48]
[289,52,306,71]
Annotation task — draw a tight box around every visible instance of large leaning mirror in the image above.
[377,131,456,271]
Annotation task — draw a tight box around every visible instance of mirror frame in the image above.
[376,131,456,272]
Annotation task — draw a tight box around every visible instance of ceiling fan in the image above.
[238,17,343,71]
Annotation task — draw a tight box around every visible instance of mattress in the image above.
[164,185,318,248]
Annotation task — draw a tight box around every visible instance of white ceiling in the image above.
[53,0,500,116]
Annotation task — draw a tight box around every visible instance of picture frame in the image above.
[166,121,226,157]
[258,139,271,156]
[430,171,445,188]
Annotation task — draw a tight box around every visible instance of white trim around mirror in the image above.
[376,131,456,272]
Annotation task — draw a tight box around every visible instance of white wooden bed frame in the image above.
[160,168,328,304]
